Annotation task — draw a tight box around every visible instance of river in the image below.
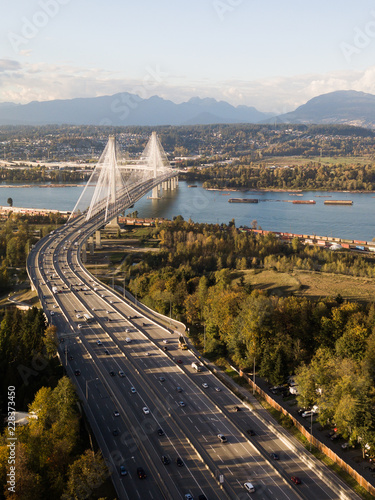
[1,181,374,241]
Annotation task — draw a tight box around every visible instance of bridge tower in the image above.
[70,135,130,223]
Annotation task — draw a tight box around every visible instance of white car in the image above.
[162,340,168,344]
[118,370,125,377]
[125,338,132,343]
[244,482,255,493]
[130,387,136,393]
[178,401,185,407]
[214,387,221,392]
[142,407,150,414]
[202,383,209,389]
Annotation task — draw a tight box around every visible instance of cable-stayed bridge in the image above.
[70,131,178,223]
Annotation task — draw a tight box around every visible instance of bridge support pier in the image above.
[88,237,94,255]
[81,243,87,263]
[95,231,101,249]
[152,185,161,199]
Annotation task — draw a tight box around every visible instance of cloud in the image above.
[1,61,375,113]
[0,59,22,72]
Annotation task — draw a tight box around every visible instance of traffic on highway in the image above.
[27,211,360,500]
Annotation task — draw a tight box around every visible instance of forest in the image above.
[185,163,375,191]
[123,218,375,454]
[0,308,108,500]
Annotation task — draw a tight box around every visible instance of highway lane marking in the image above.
[187,417,193,423]
[194,426,200,432]
[226,466,234,475]
[202,435,207,441]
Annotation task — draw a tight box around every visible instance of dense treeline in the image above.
[0,377,107,499]
[0,307,55,410]
[0,309,108,499]
[0,214,62,291]
[0,167,88,183]
[186,163,375,191]
[124,219,375,448]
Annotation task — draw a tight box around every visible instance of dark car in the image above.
[176,457,184,467]
[157,428,164,436]
[137,467,146,479]
[234,406,241,412]
[161,455,170,465]
[247,429,256,436]
[74,369,81,376]
[109,371,115,376]
[291,476,301,485]
[112,429,119,436]
[104,349,109,355]
[119,465,127,476]
[176,386,183,392]
[198,496,207,500]
[270,452,279,460]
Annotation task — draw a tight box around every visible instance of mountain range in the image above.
[1,90,375,129]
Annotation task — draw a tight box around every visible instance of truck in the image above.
[83,313,94,322]
[52,286,59,294]
[178,335,188,350]
[191,361,203,372]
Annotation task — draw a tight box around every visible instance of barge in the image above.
[228,198,258,203]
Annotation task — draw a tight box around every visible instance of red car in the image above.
[291,476,301,485]
[176,359,183,364]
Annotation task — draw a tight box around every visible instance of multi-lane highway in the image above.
[27,213,360,500]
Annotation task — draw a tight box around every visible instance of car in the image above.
[176,457,184,467]
[270,452,279,460]
[202,383,209,389]
[176,359,183,364]
[159,376,165,382]
[176,386,183,392]
[118,370,125,377]
[104,349,109,355]
[217,434,227,443]
[184,495,193,500]
[142,407,150,414]
[97,340,102,345]
[50,311,55,316]
[137,467,146,479]
[106,310,110,314]
[112,429,119,436]
[68,355,73,360]
[113,410,120,417]
[119,465,127,476]
[130,387,136,393]
[290,476,301,485]
[161,455,170,465]
[146,352,151,356]
[162,340,168,344]
[110,300,113,304]
[178,401,185,407]
[234,406,241,412]
[244,482,255,492]
[163,346,168,351]
[125,328,131,333]
[74,369,81,376]
[247,429,256,436]
[301,410,314,418]
[198,496,207,500]
[77,323,83,329]
[157,428,164,436]
[109,371,115,377]
[214,387,221,392]
[125,338,132,343]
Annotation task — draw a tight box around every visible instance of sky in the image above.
[2,0,375,112]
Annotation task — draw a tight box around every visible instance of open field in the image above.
[256,155,372,168]
[241,269,375,302]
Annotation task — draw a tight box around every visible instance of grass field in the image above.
[256,155,372,168]
[241,269,375,302]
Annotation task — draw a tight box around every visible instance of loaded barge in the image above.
[324,200,353,205]
[228,198,258,203]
